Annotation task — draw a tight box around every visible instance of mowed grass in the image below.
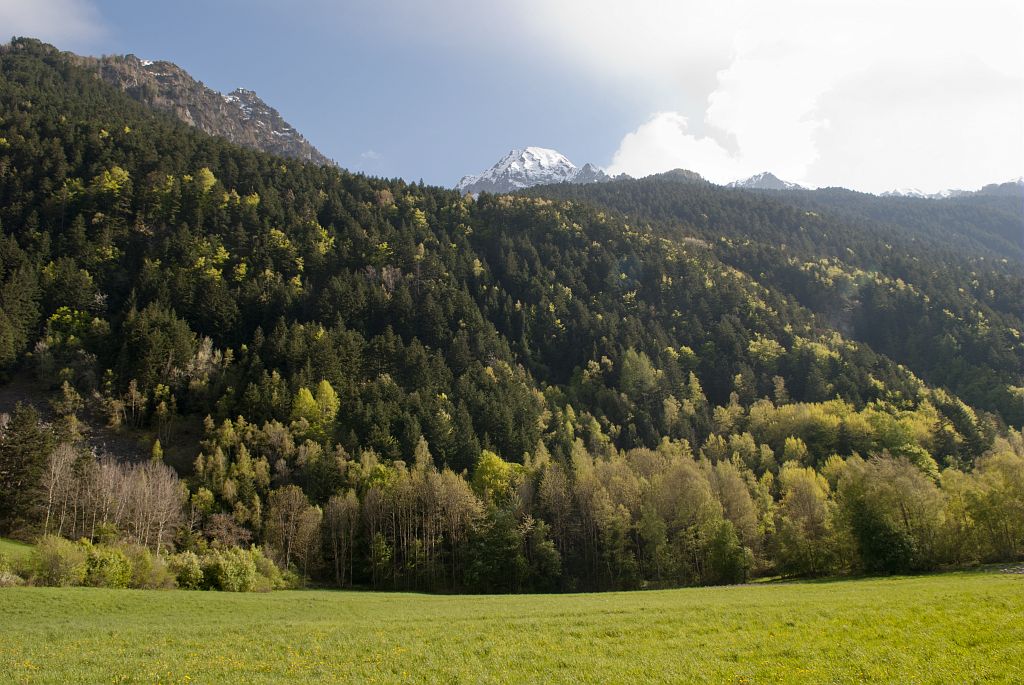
[1,572,1021,684]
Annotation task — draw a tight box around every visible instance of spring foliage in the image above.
[0,39,1022,592]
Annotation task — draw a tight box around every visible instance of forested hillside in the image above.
[525,178,1024,426]
[1,38,1021,593]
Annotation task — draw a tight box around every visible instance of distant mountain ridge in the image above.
[976,177,1024,197]
[456,147,611,194]
[879,178,1022,200]
[724,173,1023,199]
[77,52,332,165]
[880,187,977,199]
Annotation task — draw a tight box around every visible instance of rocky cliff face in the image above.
[80,53,332,166]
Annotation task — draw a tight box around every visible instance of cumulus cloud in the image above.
[594,0,1024,191]
[15,0,1014,192]
[372,0,1023,190]
[608,112,743,183]
[0,0,106,49]
[806,57,1024,192]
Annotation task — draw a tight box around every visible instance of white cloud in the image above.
[806,57,1024,192]
[515,0,1024,192]
[0,0,106,48]
[608,112,743,183]
[228,0,1024,191]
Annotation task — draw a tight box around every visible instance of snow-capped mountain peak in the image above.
[456,147,609,194]
[509,146,573,171]
[727,172,804,191]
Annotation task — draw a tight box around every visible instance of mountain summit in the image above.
[79,53,333,165]
[727,172,803,190]
[456,147,609,194]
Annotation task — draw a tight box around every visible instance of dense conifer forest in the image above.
[1,39,1021,592]
[525,177,1024,425]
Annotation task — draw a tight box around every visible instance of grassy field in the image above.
[0,537,32,564]
[1,571,1021,684]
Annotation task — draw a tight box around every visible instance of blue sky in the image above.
[3,0,1023,192]
[83,0,645,185]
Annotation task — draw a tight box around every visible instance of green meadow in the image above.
[0,537,31,563]
[1,571,1021,684]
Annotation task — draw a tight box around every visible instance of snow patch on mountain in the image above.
[881,187,929,198]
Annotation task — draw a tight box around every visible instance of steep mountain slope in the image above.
[525,176,1024,426]
[772,187,1024,260]
[1,37,994,451]
[75,51,332,165]
[456,147,609,194]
